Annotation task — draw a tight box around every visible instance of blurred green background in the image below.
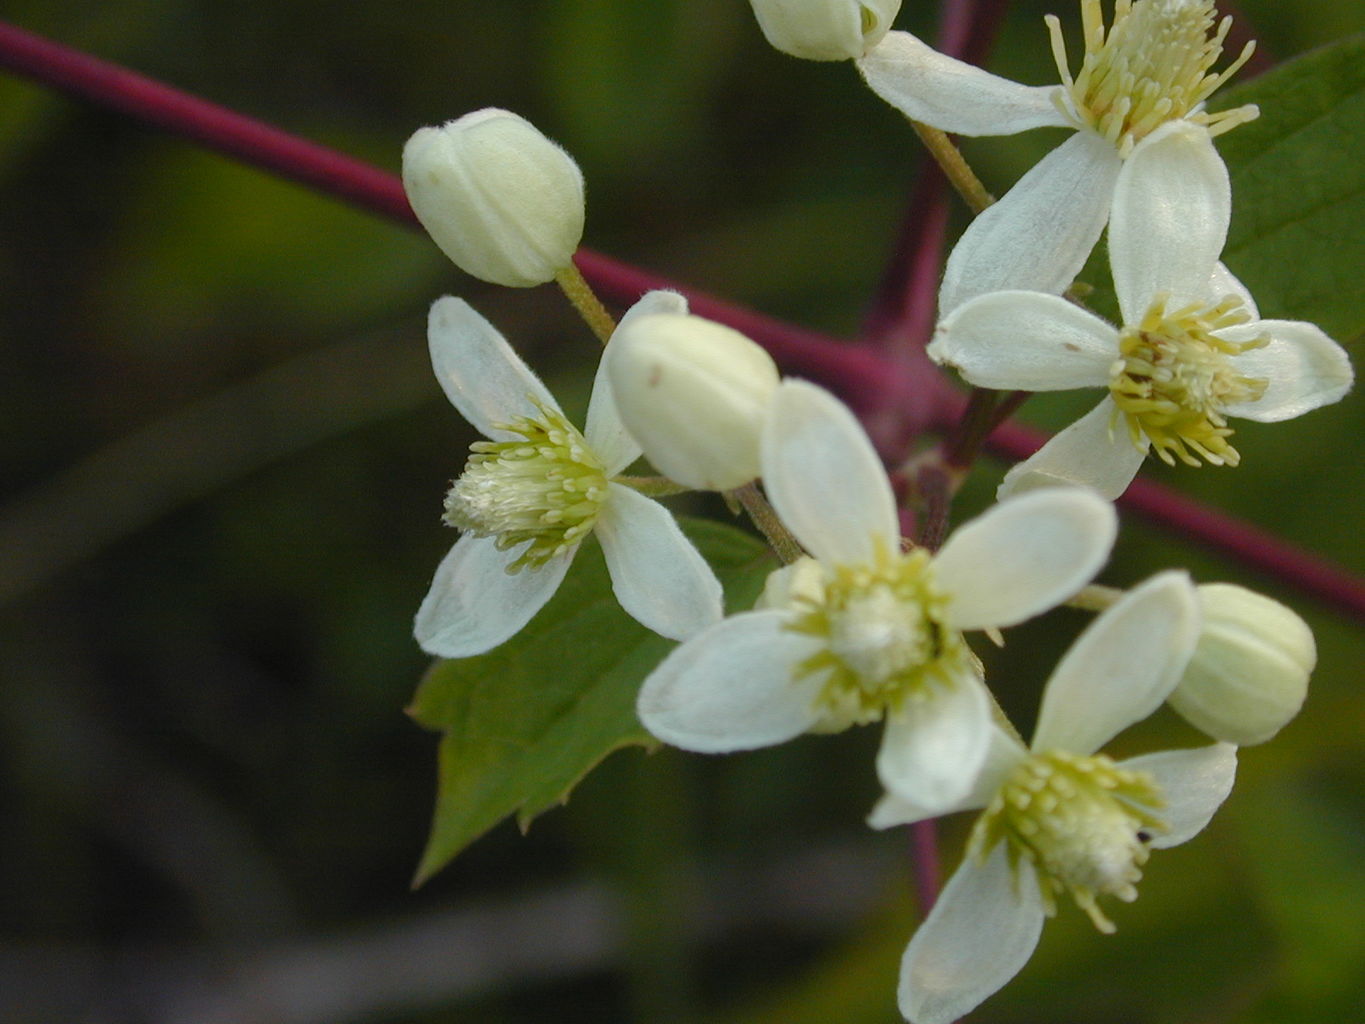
[0,1,1361,1021]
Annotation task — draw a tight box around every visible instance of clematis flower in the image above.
[928,124,1354,499]
[872,571,1237,1024]
[858,0,1260,313]
[414,290,723,658]
[636,379,1117,810]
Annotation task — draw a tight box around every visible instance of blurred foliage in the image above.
[0,2,1362,1023]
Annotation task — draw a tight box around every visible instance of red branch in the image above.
[1,19,1362,621]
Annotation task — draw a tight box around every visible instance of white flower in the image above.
[749,0,901,61]
[636,380,1118,810]
[872,572,1237,1024]
[402,109,585,288]
[605,311,780,491]
[414,290,723,657]
[858,0,1260,313]
[929,124,1354,499]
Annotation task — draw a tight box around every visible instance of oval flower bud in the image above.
[1167,583,1316,745]
[750,0,901,61]
[402,109,585,287]
[606,312,780,491]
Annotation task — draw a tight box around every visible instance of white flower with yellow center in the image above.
[872,571,1237,1024]
[928,125,1353,499]
[637,380,1118,810]
[414,290,723,658]
[858,0,1259,313]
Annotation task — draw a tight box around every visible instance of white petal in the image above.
[586,289,689,473]
[935,488,1117,630]
[635,610,824,753]
[596,483,723,640]
[870,723,1025,829]
[899,844,1045,1024]
[931,291,1116,390]
[1121,743,1237,849]
[939,132,1121,315]
[876,676,993,813]
[414,533,572,658]
[998,397,1148,502]
[1110,121,1230,320]
[857,31,1069,136]
[428,297,560,439]
[761,379,898,566]
[1207,262,1258,320]
[1219,320,1355,422]
[1031,571,1201,754]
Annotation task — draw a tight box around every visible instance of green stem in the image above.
[909,121,994,214]
[555,260,617,344]
[615,475,693,498]
[730,482,804,565]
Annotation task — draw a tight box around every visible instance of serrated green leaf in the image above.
[1214,35,1365,342]
[408,517,774,885]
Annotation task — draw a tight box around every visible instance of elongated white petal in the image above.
[761,380,898,566]
[1032,571,1200,755]
[1207,262,1258,320]
[1110,121,1230,320]
[932,290,1116,389]
[998,398,1148,501]
[870,723,1025,829]
[876,676,993,813]
[939,132,1120,315]
[1219,320,1354,422]
[899,844,1045,1024]
[635,610,824,752]
[935,488,1117,630]
[428,297,560,439]
[858,31,1069,136]
[414,534,572,657]
[596,483,723,640]
[586,289,689,473]
[1121,743,1237,849]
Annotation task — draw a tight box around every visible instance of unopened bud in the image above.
[750,0,901,61]
[1168,584,1316,745]
[402,109,585,287]
[606,313,780,491]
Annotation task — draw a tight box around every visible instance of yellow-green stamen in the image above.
[971,750,1166,932]
[785,544,970,730]
[1047,0,1258,156]
[443,399,608,571]
[1108,293,1269,467]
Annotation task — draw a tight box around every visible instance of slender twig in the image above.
[908,121,994,215]
[730,483,804,565]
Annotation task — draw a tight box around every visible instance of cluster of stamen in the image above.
[1047,0,1258,156]
[971,750,1166,932]
[443,399,608,571]
[1107,293,1269,467]
[784,545,969,730]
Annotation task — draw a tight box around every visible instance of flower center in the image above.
[971,750,1166,932]
[1047,0,1258,155]
[785,546,969,730]
[443,399,608,571]
[1107,293,1269,467]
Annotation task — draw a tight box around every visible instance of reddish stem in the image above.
[1,20,1362,624]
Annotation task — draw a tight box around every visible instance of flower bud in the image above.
[402,109,585,287]
[1167,584,1316,745]
[750,0,901,61]
[606,312,780,491]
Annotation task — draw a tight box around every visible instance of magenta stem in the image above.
[1,18,1362,627]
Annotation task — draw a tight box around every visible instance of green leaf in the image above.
[408,518,774,886]
[1214,34,1365,342]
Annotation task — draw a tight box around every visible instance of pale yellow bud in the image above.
[1168,584,1316,745]
[750,0,901,61]
[606,313,780,491]
[402,109,585,287]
